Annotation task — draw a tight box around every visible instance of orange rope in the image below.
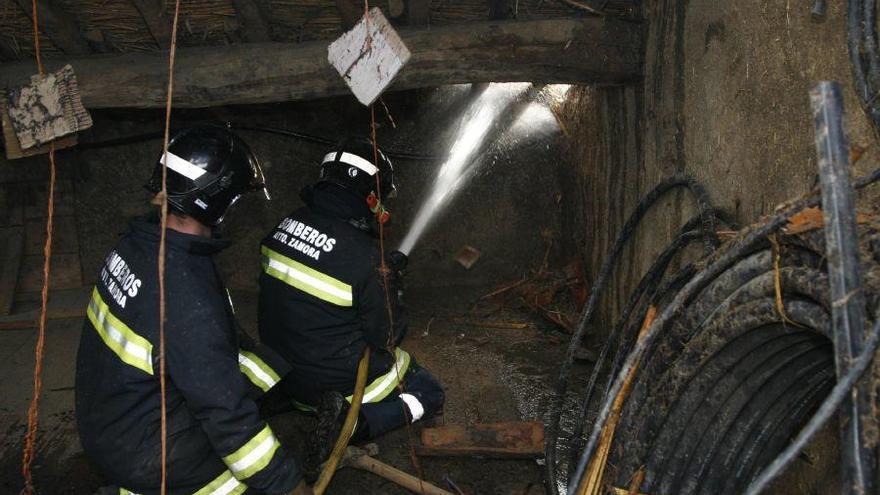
[370,98,427,495]
[20,0,53,492]
[158,1,182,494]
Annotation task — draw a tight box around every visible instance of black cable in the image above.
[743,312,880,495]
[564,167,880,494]
[544,174,717,492]
[565,224,713,466]
[75,124,444,161]
[848,0,880,131]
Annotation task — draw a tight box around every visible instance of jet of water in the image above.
[398,83,530,255]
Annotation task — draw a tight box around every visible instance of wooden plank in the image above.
[418,421,545,458]
[0,226,25,316]
[230,0,271,42]
[0,17,642,109]
[11,0,90,56]
[129,0,173,49]
[0,286,89,329]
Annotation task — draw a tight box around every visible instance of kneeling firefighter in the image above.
[75,125,312,495]
[258,138,445,478]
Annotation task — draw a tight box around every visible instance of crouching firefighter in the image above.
[258,138,445,478]
[75,125,312,495]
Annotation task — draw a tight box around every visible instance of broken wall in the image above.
[559,0,880,333]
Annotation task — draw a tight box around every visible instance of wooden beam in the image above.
[0,38,21,62]
[129,0,173,49]
[406,0,430,26]
[0,18,642,109]
[12,0,90,56]
[335,0,362,30]
[230,0,271,42]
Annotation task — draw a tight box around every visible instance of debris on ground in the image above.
[454,245,482,269]
[472,257,589,333]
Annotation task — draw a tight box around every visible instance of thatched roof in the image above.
[0,0,638,62]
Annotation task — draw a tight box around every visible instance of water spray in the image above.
[398,83,531,255]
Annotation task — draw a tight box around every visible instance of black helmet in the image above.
[145,125,268,226]
[319,137,396,200]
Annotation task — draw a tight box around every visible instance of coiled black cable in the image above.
[565,167,880,494]
[544,174,717,492]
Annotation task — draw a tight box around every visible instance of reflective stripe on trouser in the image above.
[119,469,247,495]
[238,351,281,393]
[292,348,412,411]
[87,287,154,375]
[222,425,281,481]
[260,245,353,307]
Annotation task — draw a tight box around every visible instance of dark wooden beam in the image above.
[406,0,430,26]
[12,0,90,56]
[335,0,362,30]
[0,38,21,62]
[230,0,271,42]
[0,18,642,109]
[488,0,515,20]
[129,0,173,49]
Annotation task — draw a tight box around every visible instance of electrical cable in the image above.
[743,313,880,495]
[565,223,715,466]
[544,174,718,492]
[73,124,444,162]
[564,167,880,494]
[847,0,880,133]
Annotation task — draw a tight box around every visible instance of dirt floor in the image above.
[0,283,595,494]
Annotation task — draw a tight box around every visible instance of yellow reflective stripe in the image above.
[120,489,139,495]
[222,425,281,480]
[87,288,154,375]
[295,348,413,410]
[358,348,411,404]
[238,351,281,393]
[192,470,247,495]
[261,246,353,307]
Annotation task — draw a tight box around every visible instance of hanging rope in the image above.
[20,0,55,492]
[158,1,183,494]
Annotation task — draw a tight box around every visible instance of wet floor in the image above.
[0,284,596,494]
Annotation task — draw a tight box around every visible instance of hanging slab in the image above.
[327,7,411,106]
[1,96,77,160]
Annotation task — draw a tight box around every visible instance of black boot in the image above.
[304,391,348,482]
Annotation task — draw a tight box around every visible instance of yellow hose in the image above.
[313,348,371,494]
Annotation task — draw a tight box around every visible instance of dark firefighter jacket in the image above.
[75,218,301,495]
[258,184,408,405]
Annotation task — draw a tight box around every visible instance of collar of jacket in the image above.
[129,217,232,255]
[300,183,375,232]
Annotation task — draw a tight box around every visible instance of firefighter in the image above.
[75,125,312,495]
[258,138,445,479]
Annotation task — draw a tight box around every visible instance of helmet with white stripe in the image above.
[319,137,396,200]
[145,124,269,226]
